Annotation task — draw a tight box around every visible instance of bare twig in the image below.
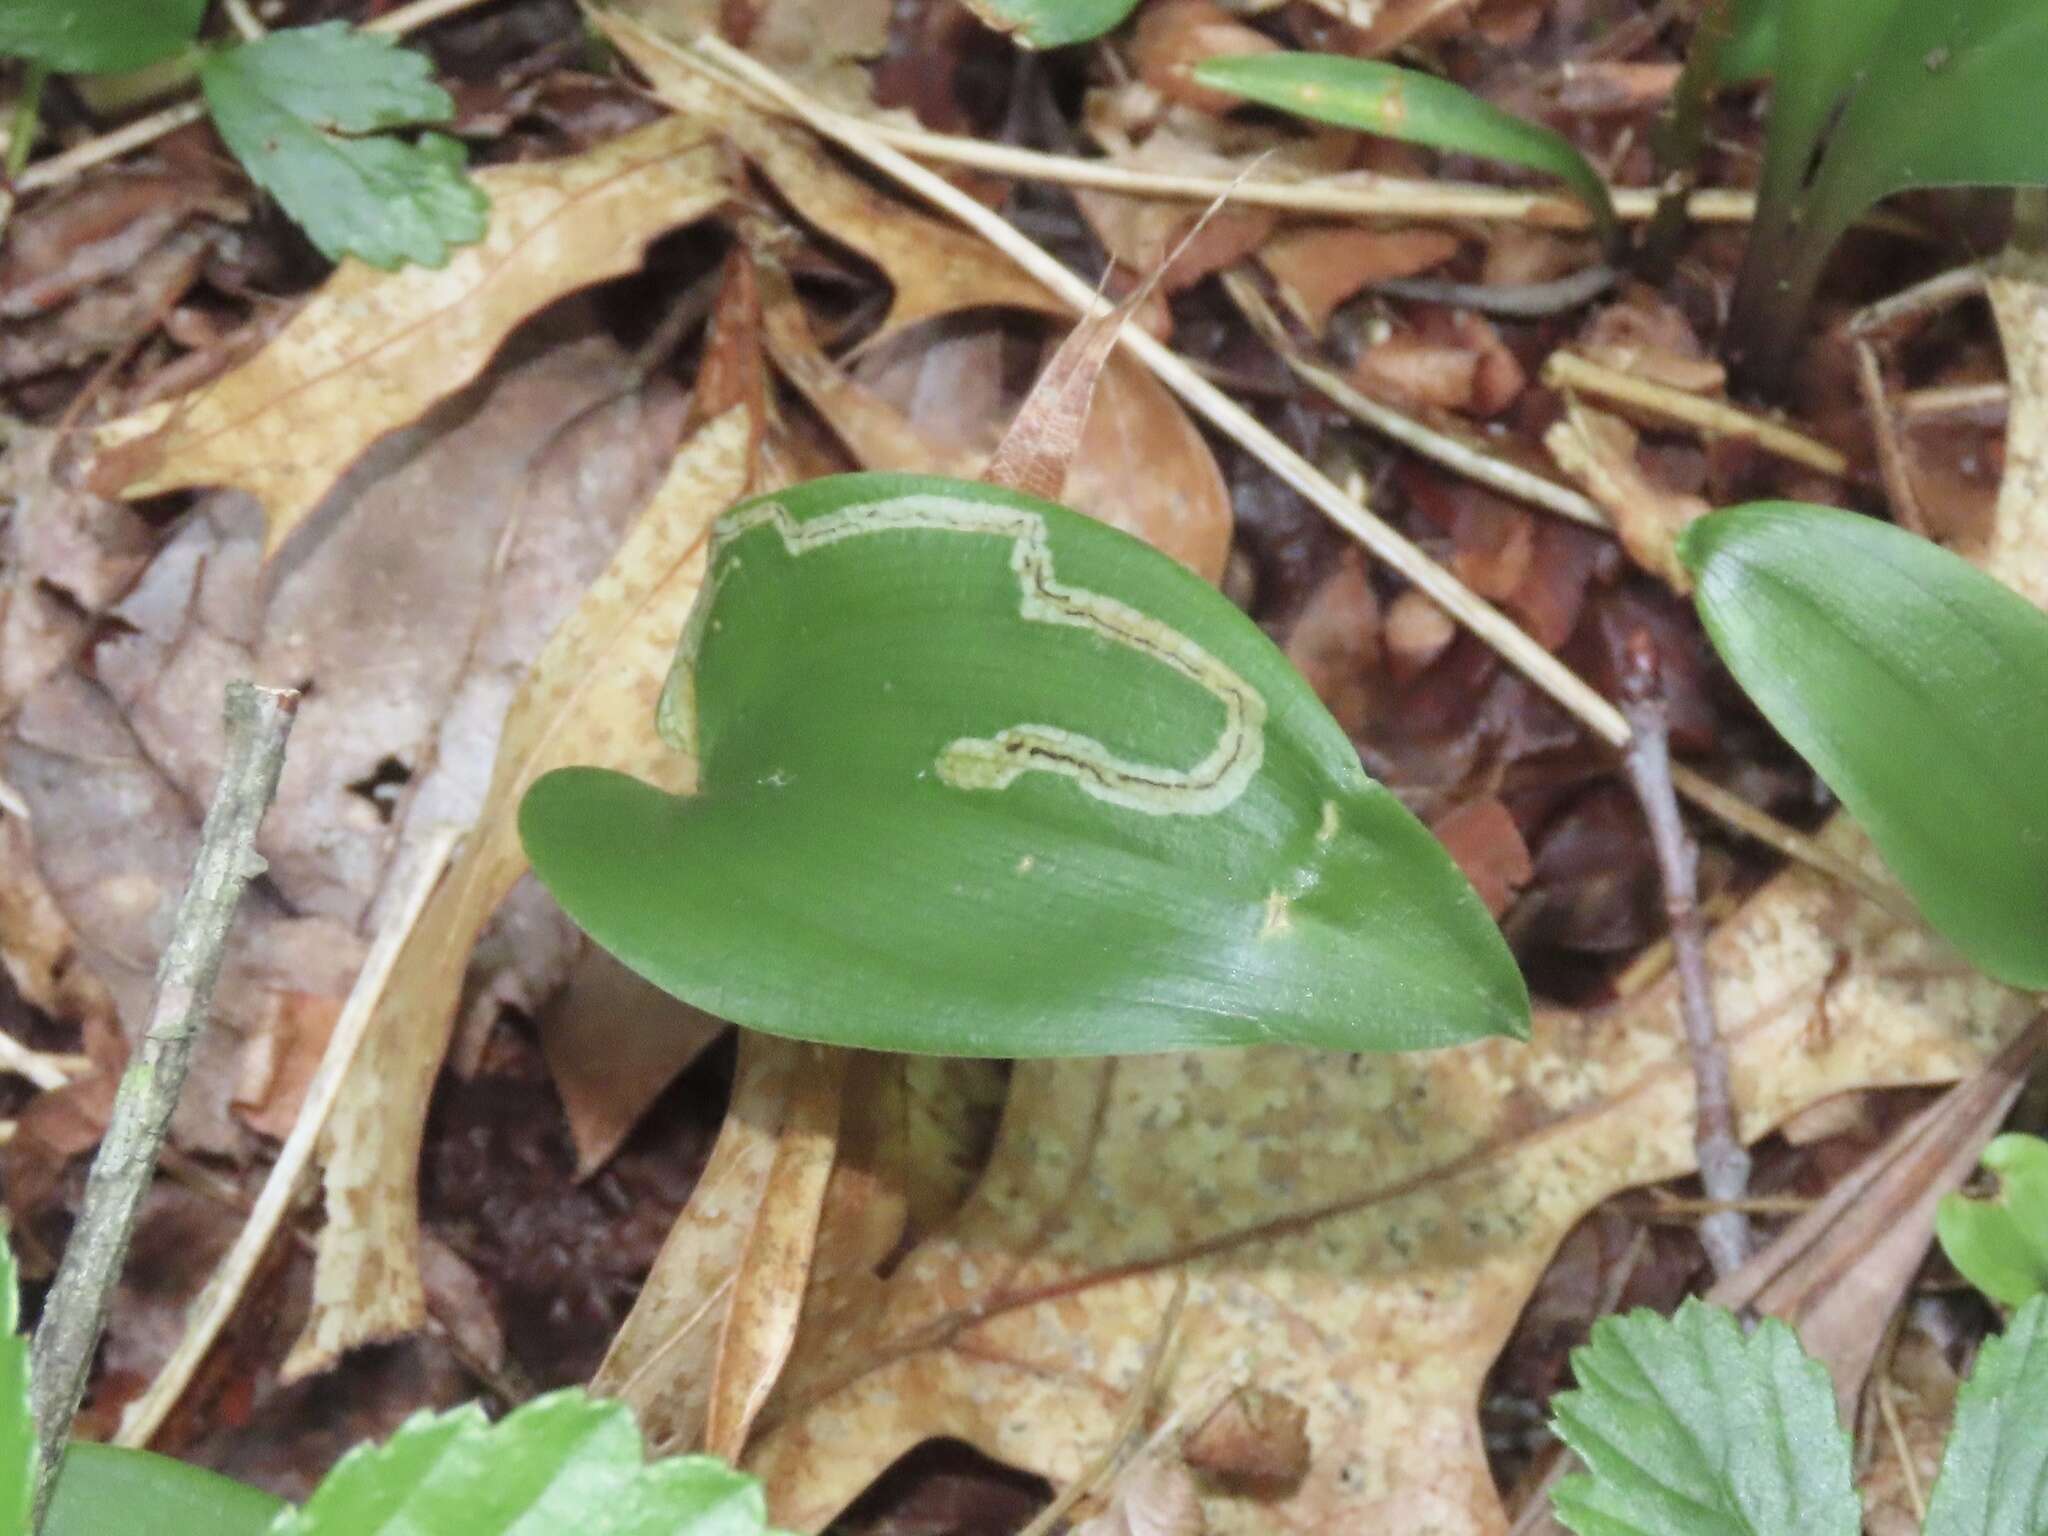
[114,827,460,1450]
[1855,337,1928,536]
[1369,262,1620,319]
[1224,270,1610,529]
[26,682,296,1528]
[1615,635,1750,1281]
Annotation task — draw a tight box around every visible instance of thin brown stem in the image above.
[1615,634,1750,1281]
[26,682,296,1528]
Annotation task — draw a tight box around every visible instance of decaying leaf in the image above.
[92,113,728,553]
[1544,396,1708,591]
[289,407,756,1377]
[742,828,2031,1533]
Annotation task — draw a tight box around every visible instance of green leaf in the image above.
[1717,0,1780,83]
[0,1234,30,1536]
[198,23,489,270]
[0,0,205,74]
[1922,1293,2048,1536]
[273,1389,773,1536]
[44,1443,284,1536]
[521,472,1529,1058]
[953,0,1139,48]
[1729,0,2048,382]
[1193,52,1615,242]
[1680,503,2048,989]
[1548,1299,1859,1536]
[1939,1134,2048,1309]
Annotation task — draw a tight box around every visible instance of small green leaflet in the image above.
[1680,503,2048,989]
[521,472,1529,1058]
[1939,1134,2048,1310]
[0,1234,30,1536]
[0,0,206,74]
[1548,1299,1860,1536]
[45,1444,283,1536]
[198,23,489,270]
[1193,52,1616,243]
[1922,1294,2048,1536]
[955,0,1139,47]
[273,1389,778,1536]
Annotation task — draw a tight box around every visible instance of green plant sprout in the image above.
[1,5,487,269]
[1939,1134,2048,1310]
[520,472,1530,1058]
[0,1230,787,1536]
[1723,0,2048,384]
[1193,52,1617,247]
[1678,503,2048,989]
[1549,1293,2048,1536]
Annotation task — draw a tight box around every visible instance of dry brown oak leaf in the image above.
[92,114,728,555]
[745,852,2031,1535]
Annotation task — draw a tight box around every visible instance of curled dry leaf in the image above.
[1074,1459,1206,1536]
[1383,589,1458,681]
[92,113,729,554]
[1132,0,1281,114]
[1543,396,1708,591]
[1183,1385,1313,1487]
[743,826,2032,1534]
[1429,797,1533,919]
[289,407,756,1378]
[1282,547,1379,735]
[1259,224,1460,336]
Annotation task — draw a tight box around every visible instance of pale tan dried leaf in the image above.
[1384,588,1457,681]
[0,816,117,1034]
[540,945,729,1179]
[1543,398,1707,591]
[1861,1331,1956,1536]
[91,116,728,554]
[596,1032,806,1450]
[1074,1460,1206,1536]
[287,408,755,1378]
[707,1045,849,1462]
[599,12,1056,338]
[1984,247,2048,607]
[745,826,2032,1534]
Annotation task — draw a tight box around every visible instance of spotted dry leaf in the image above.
[744,835,2030,1534]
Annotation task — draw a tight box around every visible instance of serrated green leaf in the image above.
[1939,1134,2048,1309]
[198,24,489,270]
[0,1234,31,1536]
[0,0,205,74]
[1548,1299,1859,1536]
[520,472,1529,1058]
[955,0,1139,48]
[1680,503,2048,989]
[274,1389,772,1536]
[1193,52,1615,241]
[1922,1293,2048,1536]
[44,1442,284,1536]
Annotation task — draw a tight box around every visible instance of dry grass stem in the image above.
[1224,270,1610,529]
[114,827,463,1450]
[1544,349,1849,476]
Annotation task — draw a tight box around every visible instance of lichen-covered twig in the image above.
[27,682,296,1528]
[1615,635,1750,1281]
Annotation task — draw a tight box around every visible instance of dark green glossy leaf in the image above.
[955,0,1138,48]
[522,472,1529,1057]
[199,24,489,270]
[1193,52,1615,241]
[1938,1134,2048,1309]
[0,0,205,74]
[1680,503,2048,988]
[1730,0,2048,381]
[1549,1299,1858,1536]
[274,1389,774,1536]
[45,1443,284,1536]
[1922,1293,2048,1536]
